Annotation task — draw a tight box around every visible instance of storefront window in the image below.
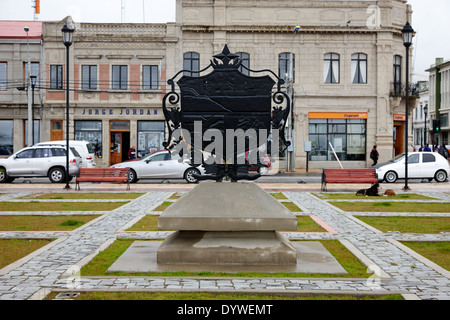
[75,120,102,158]
[309,118,366,161]
[137,121,165,158]
[0,120,13,155]
[24,120,40,146]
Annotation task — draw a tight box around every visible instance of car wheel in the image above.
[258,166,269,175]
[434,170,447,183]
[128,169,138,183]
[184,168,200,183]
[0,169,13,183]
[48,167,65,183]
[384,171,398,183]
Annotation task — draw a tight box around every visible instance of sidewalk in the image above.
[0,182,449,300]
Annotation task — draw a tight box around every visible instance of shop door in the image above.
[110,132,122,165]
[51,120,63,141]
[393,122,404,156]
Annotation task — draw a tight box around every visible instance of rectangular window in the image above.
[50,65,63,89]
[142,65,158,90]
[279,53,294,83]
[112,65,128,90]
[351,53,367,84]
[0,62,6,90]
[237,52,250,76]
[24,120,40,146]
[324,53,340,84]
[137,121,165,157]
[0,120,13,155]
[24,62,39,88]
[309,118,366,161]
[75,120,103,158]
[393,55,402,95]
[183,52,200,77]
[81,65,97,90]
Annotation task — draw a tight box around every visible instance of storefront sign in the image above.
[309,112,367,119]
[393,114,406,121]
[110,121,130,131]
[81,108,158,116]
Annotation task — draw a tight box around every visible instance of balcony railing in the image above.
[390,82,420,97]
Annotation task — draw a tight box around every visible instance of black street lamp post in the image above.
[423,104,428,147]
[62,23,74,190]
[30,75,37,145]
[402,22,414,191]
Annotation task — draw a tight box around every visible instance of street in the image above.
[6,174,448,185]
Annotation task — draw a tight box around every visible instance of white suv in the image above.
[0,145,81,183]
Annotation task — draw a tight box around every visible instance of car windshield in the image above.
[390,153,405,162]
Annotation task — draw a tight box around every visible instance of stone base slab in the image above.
[107,240,348,274]
[157,231,297,266]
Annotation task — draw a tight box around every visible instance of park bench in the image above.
[75,168,130,191]
[321,168,379,191]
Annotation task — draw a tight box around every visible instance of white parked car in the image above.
[0,145,81,183]
[36,140,96,168]
[375,152,450,183]
[110,150,204,183]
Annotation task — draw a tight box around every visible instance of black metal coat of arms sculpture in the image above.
[162,45,291,181]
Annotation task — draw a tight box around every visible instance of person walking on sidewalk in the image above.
[370,145,379,166]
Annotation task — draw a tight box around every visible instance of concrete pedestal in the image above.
[156,181,298,267]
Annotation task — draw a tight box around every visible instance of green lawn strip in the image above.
[281,201,302,212]
[0,201,128,211]
[320,193,436,200]
[19,192,144,200]
[44,291,402,300]
[400,241,450,270]
[0,215,100,231]
[153,201,173,211]
[355,216,450,234]
[80,239,368,278]
[270,192,288,200]
[330,201,450,213]
[0,239,53,269]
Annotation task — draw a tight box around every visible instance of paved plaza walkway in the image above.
[0,181,449,300]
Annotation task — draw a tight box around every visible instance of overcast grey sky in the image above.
[0,0,448,80]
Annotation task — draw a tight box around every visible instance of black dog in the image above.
[356,183,380,196]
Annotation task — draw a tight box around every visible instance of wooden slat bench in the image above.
[321,168,379,191]
[75,168,130,190]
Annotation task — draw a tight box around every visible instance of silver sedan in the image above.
[110,150,204,183]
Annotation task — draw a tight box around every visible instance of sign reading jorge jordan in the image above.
[162,45,291,181]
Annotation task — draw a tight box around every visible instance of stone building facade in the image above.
[0,0,415,169]
[427,58,450,148]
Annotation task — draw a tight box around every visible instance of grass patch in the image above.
[0,215,100,231]
[320,193,436,200]
[0,201,128,211]
[44,291,403,300]
[168,193,183,200]
[21,192,144,200]
[153,201,173,211]
[281,201,302,212]
[355,216,450,234]
[80,239,368,278]
[330,201,450,213]
[401,241,450,270]
[0,239,53,269]
[271,192,288,200]
[126,215,159,231]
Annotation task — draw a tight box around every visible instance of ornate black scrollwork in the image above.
[162,45,292,182]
